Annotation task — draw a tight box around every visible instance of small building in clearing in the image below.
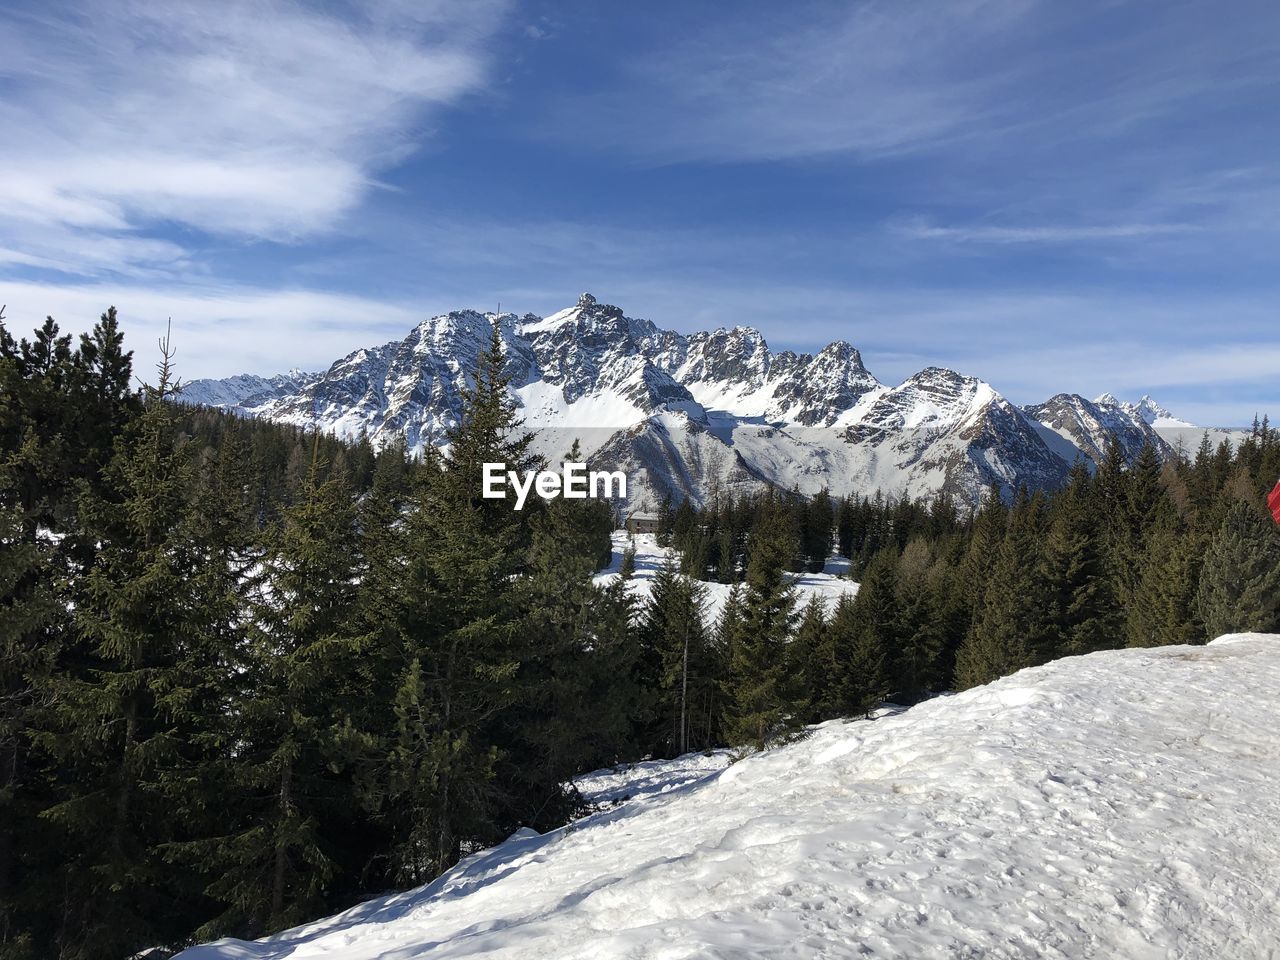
[625,511,662,536]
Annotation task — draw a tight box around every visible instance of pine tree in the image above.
[714,517,738,583]
[722,502,800,749]
[187,452,371,937]
[827,591,888,719]
[1039,463,1118,658]
[382,321,552,879]
[1195,500,1280,639]
[31,335,211,957]
[1107,442,1163,612]
[0,480,60,960]
[1126,521,1206,647]
[789,596,829,723]
[955,492,1051,689]
[634,557,710,756]
[508,475,639,815]
[957,484,1008,625]
[891,539,943,703]
[801,489,834,573]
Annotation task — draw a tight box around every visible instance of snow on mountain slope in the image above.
[1096,393,1195,429]
[176,633,1280,960]
[179,370,314,409]
[839,368,1071,503]
[1026,393,1172,465]
[182,293,1211,508]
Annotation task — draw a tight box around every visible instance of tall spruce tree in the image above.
[192,451,370,937]
[0,481,60,960]
[955,491,1051,689]
[827,590,888,719]
[1039,463,1118,657]
[722,502,801,749]
[789,596,830,724]
[892,539,943,703]
[32,336,208,958]
[1126,521,1206,647]
[634,556,712,756]
[801,489,834,573]
[1195,500,1280,638]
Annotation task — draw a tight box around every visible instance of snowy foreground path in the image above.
[178,634,1280,960]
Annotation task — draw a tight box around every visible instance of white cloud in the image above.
[892,218,1198,245]
[0,0,508,273]
[0,278,423,380]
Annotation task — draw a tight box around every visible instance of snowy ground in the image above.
[177,633,1280,960]
[594,531,859,625]
[572,749,733,813]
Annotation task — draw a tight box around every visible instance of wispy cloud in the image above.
[0,278,423,380]
[536,0,1037,163]
[0,0,509,274]
[892,218,1198,245]
[537,0,1280,168]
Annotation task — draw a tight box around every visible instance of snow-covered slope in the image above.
[177,633,1280,960]
[1096,392,1195,429]
[183,293,1218,508]
[1026,393,1172,465]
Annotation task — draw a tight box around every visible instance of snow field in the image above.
[178,633,1280,960]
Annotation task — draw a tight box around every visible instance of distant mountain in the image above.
[1095,392,1195,428]
[1025,393,1172,465]
[182,293,1210,509]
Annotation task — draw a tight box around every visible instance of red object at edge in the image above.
[1269,480,1280,525]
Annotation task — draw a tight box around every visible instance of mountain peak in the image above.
[1133,394,1179,424]
[180,296,1205,509]
[1093,392,1189,427]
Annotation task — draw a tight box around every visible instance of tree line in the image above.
[3,307,1279,958]
[651,429,1280,746]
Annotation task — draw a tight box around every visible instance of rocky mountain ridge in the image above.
[182,293,1191,509]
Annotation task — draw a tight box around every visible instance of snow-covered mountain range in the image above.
[175,632,1280,960]
[183,293,1212,508]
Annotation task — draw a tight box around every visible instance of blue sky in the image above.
[0,0,1277,424]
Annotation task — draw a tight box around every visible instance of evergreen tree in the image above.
[827,591,888,719]
[383,326,535,880]
[634,557,711,756]
[714,517,738,583]
[31,337,209,957]
[955,492,1051,689]
[0,479,60,960]
[801,489,834,572]
[722,503,800,749]
[1126,522,1206,647]
[1195,500,1280,638]
[187,453,370,937]
[789,596,830,723]
[1039,463,1118,657]
[891,539,943,703]
[509,476,639,817]
[957,484,1008,625]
